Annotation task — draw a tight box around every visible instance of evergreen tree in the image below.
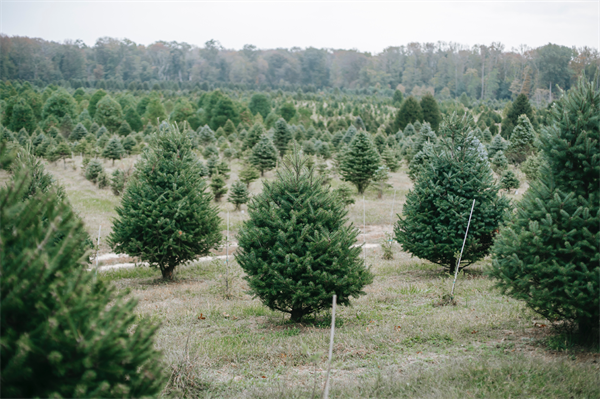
[373,165,391,199]
[302,140,316,155]
[482,127,493,142]
[487,134,508,159]
[242,122,264,151]
[69,122,88,142]
[236,151,373,322]
[381,146,400,172]
[124,106,143,132]
[197,125,216,146]
[403,123,416,137]
[521,152,544,182]
[42,89,77,121]
[506,114,536,164]
[111,169,126,196]
[279,102,296,122]
[54,141,72,169]
[273,118,292,157]
[249,93,271,119]
[109,125,222,280]
[228,180,250,211]
[395,113,509,273]
[59,113,74,137]
[394,96,423,131]
[489,79,599,338]
[339,130,381,194]
[223,119,237,137]
[491,150,508,173]
[239,163,260,188]
[250,135,278,176]
[94,96,123,133]
[122,134,137,154]
[501,94,534,139]
[17,128,30,147]
[500,170,520,192]
[342,125,357,145]
[420,94,441,131]
[144,97,167,126]
[102,137,125,165]
[393,89,404,105]
[90,122,100,136]
[87,89,107,118]
[117,120,132,137]
[85,160,104,183]
[203,144,219,159]
[374,132,387,154]
[8,99,36,133]
[0,145,164,399]
[210,174,228,202]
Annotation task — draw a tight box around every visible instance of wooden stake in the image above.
[451,199,476,298]
[323,295,337,399]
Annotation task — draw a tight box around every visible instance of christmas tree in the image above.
[500,170,520,192]
[236,150,373,322]
[489,78,599,338]
[1,144,163,398]
[117,120,132,137]
[69,122,88,142]
[420,94,441,131]
[395,113,509,273]
[505,114,536,164]
[250,135,278,176]
[85,160,104,183]
[102,137,125,165]
[242,122,265,151]
[339,130,381,194]
[273,118,292,157]
[487,134,508,159]
[210,173,228,202]
[239,163,260,188]
[228,180,250,210]
[109,124,222,279]
[394,96,423,131]
[491,150,508,174]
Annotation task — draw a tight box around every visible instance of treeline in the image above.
[1,35,598,101]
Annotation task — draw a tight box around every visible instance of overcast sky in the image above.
[1,1,598,54]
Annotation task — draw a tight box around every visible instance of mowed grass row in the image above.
[45,157,597,398]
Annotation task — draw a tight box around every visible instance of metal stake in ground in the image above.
[323,294,337,399]
[451,199,476,298]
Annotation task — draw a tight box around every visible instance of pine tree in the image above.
[144,97,167,126]
[16,128,29,146]
[69,122,88,142]
[90,122,100,136]
[59,113,74,137]
[94,95,123,133]
[403,123,416,137]
[374,132,387,154]
[85,160,104,183]
[102,137,125,165]
[109,124,222,280]
[394,96,423,131]
[210,174,228,202]
[393,89,404,105]
[381,146,400,172]
[487,134,508,159]
[302,140,316,155]
[339,130,381,194]
[372,165,391,199]
[42,89,77,121]
[395,113,509,273]
[124,106,143,132]
[491,150,508,173]
[8,99,36,133]
[482,127,493,143]
[197,125,216,146]
[54,141,72,169]
[500,170,520,192]
[0,144,164,399]
[239,163,260,188]
[112,169,127,195]
[227,180,249,210]
[342,125,357,145]
[505,114,536,164]
[489,78,599,338]
[250,135,278,176]
[117,120,132,137]
[501,94,534,139]
[223,119,237,137]
[88,89,107,118]
[521,152,544,182]
[236,150,373,322]
[203,144,219,159]
[420,94,441,131]
[273,118,292,157]
[243,122,265,151]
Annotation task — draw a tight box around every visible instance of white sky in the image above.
[1,1,598,54]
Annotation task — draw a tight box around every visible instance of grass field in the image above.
[35,156,600,398]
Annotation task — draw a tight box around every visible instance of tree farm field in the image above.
[42,157,598,399]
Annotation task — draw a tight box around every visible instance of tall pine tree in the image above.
[339,130,381,194]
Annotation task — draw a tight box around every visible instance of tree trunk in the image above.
[290,308,304,323]
[161,265,176,280]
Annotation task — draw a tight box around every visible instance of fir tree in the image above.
[403,123,416,137]
[236,150,373,322]
[94,95,123,132]
[342,125,357,145]
[88,89,107,118]
[273,118,292,157]
[500,170,520,192]
[302,140,316,155]
[59,113,74,137]
[249,93,271,119]
[210,174,228,202]
[85,160,104,183]
[482,127,493,142]
[228,180,250,211]
[394,96,423,131]
[381,146,400,172]
[243,122,265,151]
[491,150,508,173]
[103,137,125,165]
[239,163,260,188]
[393,89,404,105]
[505,114,536,164]
[339,130,381,194]
[90,122,100,136]
[223,119,237,137]
[197,125,216,146]
[109,124,222,280]
[250,135,278,176]
[125,106,143,132]
[42,89,77,121]
[373,165,391,199]
[54,141,72,169]
[395,113,509,273]
[8,99,36,133]
[420,94,441,131]
[0,145,164,399]
[374,132,387,154]
[96,125,108,139]
[69,122,88,142]
[203,144,219,159]
[122,134,137,154]
[521,152,544,182]
[487,134,508,159]
[489,78,599,338]
[144,97,167,126]
[501,94,534,139]
[117,120,132,137]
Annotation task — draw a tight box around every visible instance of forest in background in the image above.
[1,35,598,104]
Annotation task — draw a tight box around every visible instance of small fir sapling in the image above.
[228,180,250,210]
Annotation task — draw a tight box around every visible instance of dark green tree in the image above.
[59,113,74,137]
[339,130,381,194]
[242,122,265,151]
[223,119,237,137]
[95,95,123,133]
[506,114,536,164]
[54,141,72,169]
[501,94,534,139]
[122,134,137,154]
[239,163,260,188]
[381,146,400,172]
[124,106,143,132]
[210,174,228,202]
[420,94,441,131]
[393,89,404,105]
[87,89,107,118]
[394,96,423,131]
[228,180,250,211]
[250,135,278,176]
[69,122,88,142]
[0,145,164,399]
[102,137,125,165]
[489,78,599,338]
[42,89,77,121]
[487,134,508,159]
[491,150,508,173]
[500,170,520,192]
[197,125,216,146]
[8,99,36,133]
[144,98,167,126]
[111,169,126,196]
[395,113,510,273]
[117,120,132,137]
[109,125,222,280]
[279,102,296,122]
[236,151,373,322]
[273,118,292,157]
[85,160,104,183]
[249,93,271,119]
